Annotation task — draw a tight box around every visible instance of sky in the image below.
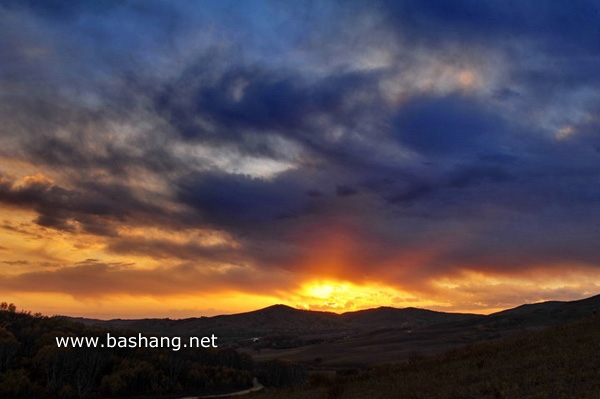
[1,0,600,319]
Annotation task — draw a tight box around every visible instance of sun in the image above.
[296,280,403,312]
[304,283,336,299]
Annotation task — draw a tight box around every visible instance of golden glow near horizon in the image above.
[0,291,283,319]
[2,195,599,318]
[295,279,444,313]
[2,195,598,319]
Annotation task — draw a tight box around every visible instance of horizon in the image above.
[39,292,598,321]
[2,1,600,319]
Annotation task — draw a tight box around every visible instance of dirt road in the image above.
[179,377,264,399]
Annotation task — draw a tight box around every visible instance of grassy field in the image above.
[249,315,600,399]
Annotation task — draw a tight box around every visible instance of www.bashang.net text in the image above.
[55,333,217,351]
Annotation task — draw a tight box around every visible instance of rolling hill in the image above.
[65,294,600,367]
[251,315,600,399]
[67,303,483,341]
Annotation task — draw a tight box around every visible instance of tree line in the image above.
[0,304,306,398]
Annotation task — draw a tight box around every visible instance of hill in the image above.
[250,315,600,399]
[247,295,600,367]
[69,303,483,342]
[341,306,482,329]
[66,294,600,367]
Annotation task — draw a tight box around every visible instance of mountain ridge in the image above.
[58,294,600,366]
[63,294,600,340]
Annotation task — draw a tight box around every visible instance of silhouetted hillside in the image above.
[247,294,600,367]
[69,303,485,341]
[251,315,600,399]
[62,294,600,368]
[69,304,352,341]
[341,306,483,329]
[483,294,600,328]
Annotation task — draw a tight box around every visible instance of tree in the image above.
[0,369,33,399]
[258,359,307,387]
[0,327,21,373]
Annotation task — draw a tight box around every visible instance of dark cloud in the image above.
[0,174,168,235]
[378,0,600,54]
[391,95,510,157]
[2,260,29,266]
[1,0,119,20]
[306,189,323,198]
[106,237,242,263]
[447,163,514,189]
[177,170,314,227]
[336,184,358,197]
[154,62,385,167]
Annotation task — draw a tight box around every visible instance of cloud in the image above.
[176,170,315,227]
[0,259,298,299]
[0,174,170,235]
[391,94,510,157]
[376,0,600,54]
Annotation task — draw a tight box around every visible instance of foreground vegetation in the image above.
[0,304,306,398]
[251,315,600,399]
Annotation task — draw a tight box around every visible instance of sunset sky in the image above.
[1,1,600,319]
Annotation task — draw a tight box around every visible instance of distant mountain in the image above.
[64,294,600,366]
[477,294,600,331]
[66,303,483,341]
[68,304,351,340]
[242,294,600,366]
[341,306,483,329]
